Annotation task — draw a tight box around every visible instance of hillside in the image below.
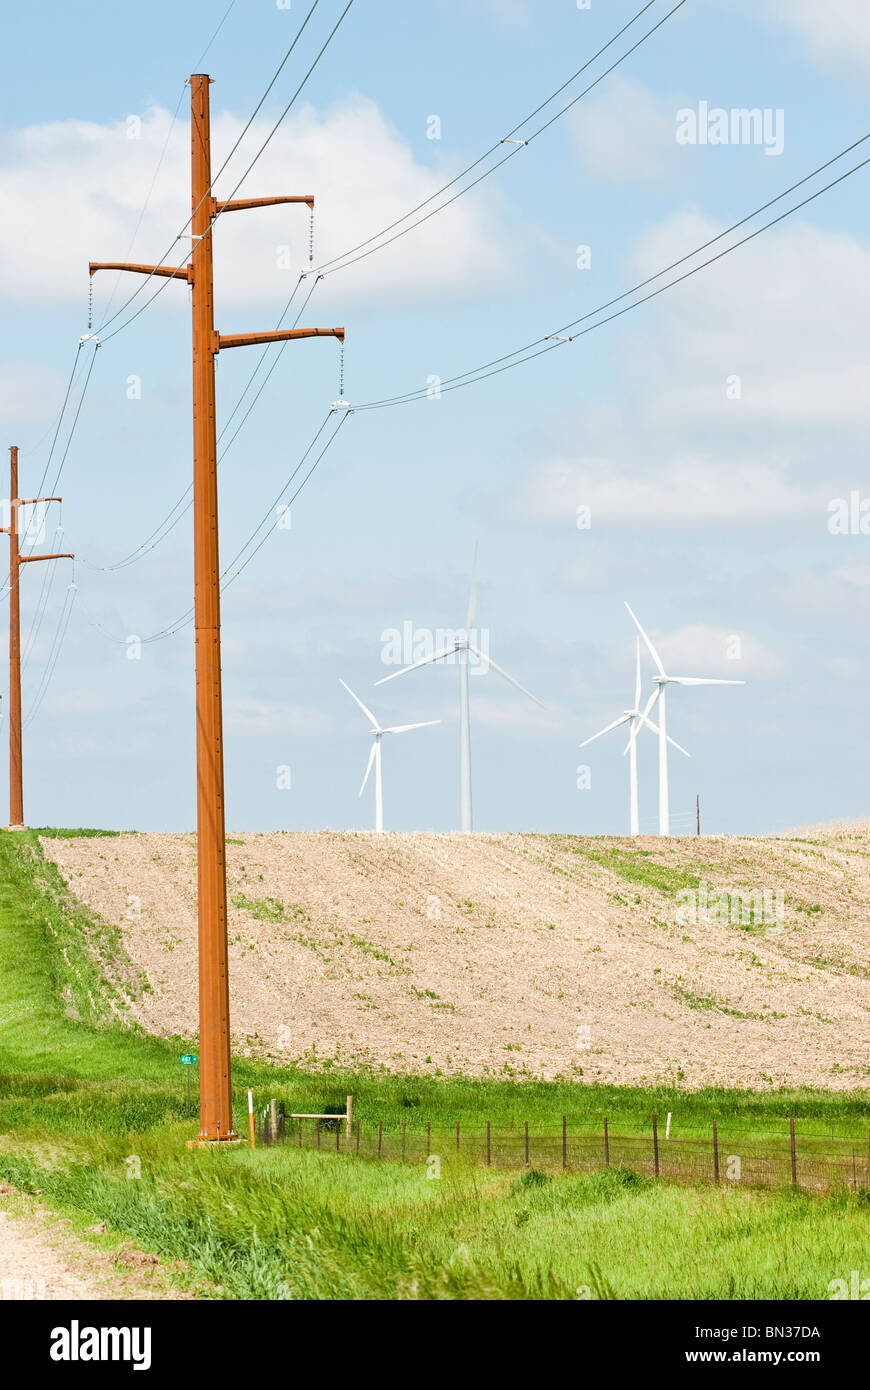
[40,825,870,1091]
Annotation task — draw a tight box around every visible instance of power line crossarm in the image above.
[215,327,343,351]
[89,261,193,283]
[213,195,314,214]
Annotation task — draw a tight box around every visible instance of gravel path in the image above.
[0,1188,187,1301]
[41,826,870,1091]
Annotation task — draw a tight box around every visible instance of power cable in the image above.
[356,138,870,410]
[318,0,688,280]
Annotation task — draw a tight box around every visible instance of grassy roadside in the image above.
[0,829,868,1299]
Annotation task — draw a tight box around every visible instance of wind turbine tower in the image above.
[340,679,438,833]
[376,546,542,831]
[624,603,744,836]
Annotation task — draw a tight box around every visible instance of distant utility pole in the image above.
[2,445,73,829]
[89,74,344,1143]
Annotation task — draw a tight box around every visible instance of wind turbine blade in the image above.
[626,688,661,752]
[580,714,631,748]
[359,741,377,797]
[669,676,745,686]
[641,687,661,720]
[624,602,666,677]
[340,678,381,730]
[465,541,479,630]
[467,642,545,707]
[374,643,461,685]
[381,720,441,734]
[638,712,690,758]
[634,637,642,709]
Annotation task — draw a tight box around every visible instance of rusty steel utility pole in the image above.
[89,74,344,1142]
[2,445,72,829]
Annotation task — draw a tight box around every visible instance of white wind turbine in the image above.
[624,603,745,836]
[375,546,543,831]
[339,679,439,834]
[580,638,690,836]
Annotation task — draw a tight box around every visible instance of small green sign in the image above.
[180,1054,198,1064]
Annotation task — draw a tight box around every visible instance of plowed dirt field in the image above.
[41,825,870,1090]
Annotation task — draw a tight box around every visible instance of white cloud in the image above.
[505,453,819,529]
[630,213,870,431]
[570,78,679,185]
[226,698,336,738]
[636,622,784,681]
[0,99,516,310]
[462,0,531,30]
[766,0,870,69]
[503,213,870,535]
[0,362,69,424]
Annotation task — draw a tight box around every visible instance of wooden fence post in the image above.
[270,1098,277,1141]
[604,1116,610,1167]
[524,1120,529,1166]
[652,1113,660,1178]
[713,1119,719,1184]
[562,1115,567,1171]
[790,1117,797,1186]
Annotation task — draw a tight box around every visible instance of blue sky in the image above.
[1,0,869,835]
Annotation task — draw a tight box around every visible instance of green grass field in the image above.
[0,829,867,1299]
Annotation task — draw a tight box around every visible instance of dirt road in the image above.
[0,1188,187,1301]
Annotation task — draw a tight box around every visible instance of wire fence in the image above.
[253,1107,870,1195]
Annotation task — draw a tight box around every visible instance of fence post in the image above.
[652,1112,659,1178]
[524,1120,529,1166]
[270,1098,277,1142]
[402,1117,406,1163]
[604,1116,609,1167]
[562,1115,567,1171]
[486,1120,491,1166]
[790,1117,797,1186]
[356,1118,361,1153]
[378,1119,383,1159]
[713,1119,719,1184]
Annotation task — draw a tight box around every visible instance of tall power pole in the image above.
[2,445,73,829]
[89,74,344,1142]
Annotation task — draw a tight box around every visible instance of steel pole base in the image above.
[185,1132,241,1149]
